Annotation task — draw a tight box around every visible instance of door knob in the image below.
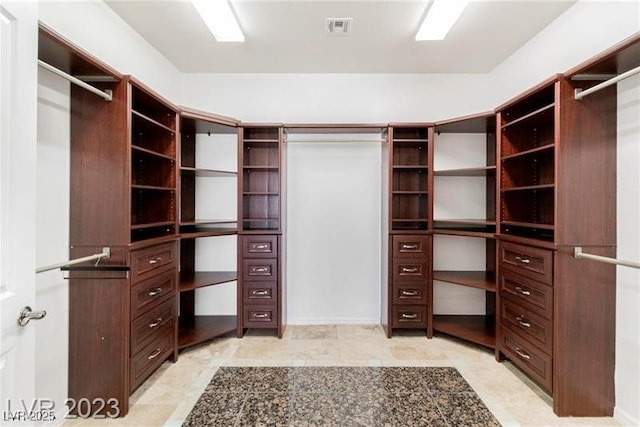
[17,306,47,327]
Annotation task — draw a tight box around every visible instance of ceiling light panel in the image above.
[416,0,469,41]
[192,0,245,42]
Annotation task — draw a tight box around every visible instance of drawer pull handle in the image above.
[148,257,163,265]
[401,244,418,250]
[148,317,163,328]
[515,256,531,264]
[515,348,531,360]
[252,290,269,296]
[252,267,269,273]
[402,267,418,273]
[515,286,531,296]
[401,313,418,319]
[253,244,269,250]
[147,348,162,360]
[148,287,163,297]
[252,313,269,319]
[516,316,531,328]
[401,290,419,296]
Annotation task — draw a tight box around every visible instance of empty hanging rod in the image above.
[573,247,640,270]
[38,60,113,102]
[36,248,111,274]
[284,138,387,143]
[574,64,640,100]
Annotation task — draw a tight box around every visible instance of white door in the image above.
[0,0,39,422]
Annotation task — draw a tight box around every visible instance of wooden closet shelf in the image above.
[501,220,555,230]
[132,145,176,161]
[132,184,175,192]
[502,183,555,192]
[131,221,175,230]
[434,166,496,176]
[433,315,495,349]
[501,103,555,129]
[433,271,496,291]
[501,143,555,161]
[132,109,176,134]
[178,315,237,350]
[179,271,237,291]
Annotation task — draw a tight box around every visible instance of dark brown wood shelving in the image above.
[178,315,237,349]
[432,271,496,291]
[433,315,495,349]
[131,109,176,134]
[180,167,237,177]
[500,103,555,129]
[434,166,496,176]
[179,271,237,291]
[501,143,555,161]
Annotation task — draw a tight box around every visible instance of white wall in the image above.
[180,73,491,123]
[36,68,70,424]
[286,137,382,324]
[484,1,640,423]
[615,74,640,426]
[38,1,182,102]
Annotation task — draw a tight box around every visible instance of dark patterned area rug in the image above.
[183,366,501,426]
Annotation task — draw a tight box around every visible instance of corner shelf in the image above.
[433,271,496,292]
[433,315,495,349]
[179,271,237,292]
[178,315,237,349]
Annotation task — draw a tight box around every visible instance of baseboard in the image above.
[615,407,639,426]
[286,319,380,325]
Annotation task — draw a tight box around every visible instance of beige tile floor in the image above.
[63,325,621,426]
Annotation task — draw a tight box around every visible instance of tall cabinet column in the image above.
[237,125,286,338]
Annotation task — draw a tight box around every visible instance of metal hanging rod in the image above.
[36,248,111,274]
[574,64,640,100]
[38,60,113,102]
[573,247,640,270]
[284,138,387,143]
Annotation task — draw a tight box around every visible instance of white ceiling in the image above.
[105,0,576,73]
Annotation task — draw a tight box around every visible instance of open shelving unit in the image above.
[499,82,556,242]
[178,109,239,349]
[432,113,498,349]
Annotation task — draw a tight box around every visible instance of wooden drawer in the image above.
[500,271,553,320]
[243,282,277,304]
[392,235,429,258]
[392,284,427,304]
[500,242,553,285]
[130,325,174,391]
[131,297,176,356]
[243,305,278,328]
[392,259,428,282]
[500,329,552,392]
[392,305,427,328]
[241,235,278,258]
[242,259,278,281]
[131,269,176,316]
[501,299,552,355]
[131,242,177,282]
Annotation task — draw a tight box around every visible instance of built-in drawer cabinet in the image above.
[130,242,177,282]
[500,298,552,354]
[238,235,281,335]
[500,241,553,285]
[130,297,176,355]
[130,324,174,390]
[392,305,428,328]
[242,235,278,258]
[392,235,429,258]
[243,282,277,304]
[130,269,176,316]
[500,329,552,392]
[242,258,278,281]
[500,270,553,320]
[243,304,278,328]
[392,258,429,282]
[392,284,427,304]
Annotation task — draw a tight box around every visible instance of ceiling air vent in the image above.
[326,18,353,35]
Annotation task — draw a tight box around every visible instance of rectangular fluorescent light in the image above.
[192,0,245,42]
[416,0,469,41]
